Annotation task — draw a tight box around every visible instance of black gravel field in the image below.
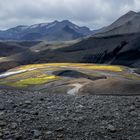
[0,89,140,140]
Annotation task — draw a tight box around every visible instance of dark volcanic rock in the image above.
[0,89,139,140]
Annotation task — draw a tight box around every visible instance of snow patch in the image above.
[69,25,80,31]
[74,25,80,29]
[46,23,57,29]
[29,24,39,29]
[0,68,37,78]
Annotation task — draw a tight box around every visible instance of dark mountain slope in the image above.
[0,41,41,72]
[0,41,41,57]
[96,11,140,36]
[0,42,26,57]
[30,33,140,68]
[0,33,140,74]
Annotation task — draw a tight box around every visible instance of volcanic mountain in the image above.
[96,11,140,36]
[0,20,93,41]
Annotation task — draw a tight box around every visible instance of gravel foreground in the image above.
[0,89,140,140]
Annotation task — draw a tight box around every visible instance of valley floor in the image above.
[0,89,140,140]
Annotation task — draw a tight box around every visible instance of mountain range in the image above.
[0,20,93,41]
[0,10,140,72]
[0,11,140,41]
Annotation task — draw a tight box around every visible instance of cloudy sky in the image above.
[0,0,140,30]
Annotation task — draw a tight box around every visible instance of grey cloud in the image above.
[0,0,139,30]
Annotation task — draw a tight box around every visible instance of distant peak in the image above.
[126,10,136,15]
[61,20,71,23]
[15,25,28,28]
[17,25,27,27]
[53,20,59,23]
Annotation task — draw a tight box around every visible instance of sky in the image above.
[0,0,140,30]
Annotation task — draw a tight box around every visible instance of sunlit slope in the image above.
[15,63,124,72]
[0,63,140,95]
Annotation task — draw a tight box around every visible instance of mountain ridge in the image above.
[0,20,93,41]
[95,11,140,36]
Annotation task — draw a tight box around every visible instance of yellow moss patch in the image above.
[83,65,123,72]
[121,73,140,80]
[1,75,59,87]
[0,63,139,89]
[13,63,124,72]
[5,70,42,80]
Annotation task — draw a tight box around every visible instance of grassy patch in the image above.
[121,73,140,80]
[15,63,124,72]
[0,75,59,87]
[0,63,138,89]
[79,65,123,72]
